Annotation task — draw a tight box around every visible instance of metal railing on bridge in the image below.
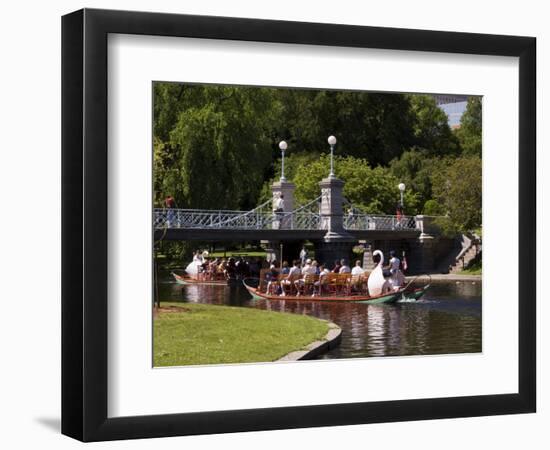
[153,209,325,230]
[343,214,416,231]
[154,206,417,232]
[153,197,324,231]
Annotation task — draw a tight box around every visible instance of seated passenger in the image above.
[200,258,209,280]
[217,259,227,275]
[311,260,319,274]
[281,261,290,275]
[294,259,317,295]
[302,258,313,274]
[281,260,301,296]
[266,262,280,294]
[313,264,330,296]
[387,250,405,289]
[339,259,351,274]
[225,257,237,280]
[208,258,219,279]
[236,257,248,280]
[351,260,364,276]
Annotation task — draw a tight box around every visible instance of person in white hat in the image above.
[294,259,317,295]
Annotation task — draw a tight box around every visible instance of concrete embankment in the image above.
[277,321,342,362]
[407,273,481,283]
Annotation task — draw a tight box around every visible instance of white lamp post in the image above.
[278,140,288,182]
[328,135,337,178]
[398,182,406,207]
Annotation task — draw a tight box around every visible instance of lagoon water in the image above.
[158,272,481,359]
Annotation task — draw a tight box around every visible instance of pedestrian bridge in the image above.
[153,197,421,242]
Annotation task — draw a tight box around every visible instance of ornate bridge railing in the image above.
[154,208,416,231]
[344,214,416,230]
[153,208,270,230]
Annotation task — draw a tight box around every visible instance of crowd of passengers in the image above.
[264,257,369,297]
[192,248,403,297]
[194,255,264,281]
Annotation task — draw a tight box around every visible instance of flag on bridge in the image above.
[402,251,408,272]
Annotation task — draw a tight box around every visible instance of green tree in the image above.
[277,90,417,166]
[389,149,434,208]
[281,154,419,214]
[423,199,445,215]
[257,151,322,204]
[153,84,283,209]
[456,97,482,156]
[389,149,455,210]
[431,156,482,232]
[409,95,460,156]
[153,82,212,142]
[153,81,480,222]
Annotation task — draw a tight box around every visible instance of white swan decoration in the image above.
[185,252,203,276]
[185,261,199,276]
[367,250,391,296]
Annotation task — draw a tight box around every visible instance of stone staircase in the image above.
[448,234,481,273]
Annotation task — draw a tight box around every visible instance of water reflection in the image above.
[159,274,481,359]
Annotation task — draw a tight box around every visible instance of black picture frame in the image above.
[61,8,536,442]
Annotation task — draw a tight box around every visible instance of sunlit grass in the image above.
[154,302,329,366]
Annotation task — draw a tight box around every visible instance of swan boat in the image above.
[171,271,237,286]
[242,250,430,304]
[242,277,430,304]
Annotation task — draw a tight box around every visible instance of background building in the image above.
[432,94,469,128]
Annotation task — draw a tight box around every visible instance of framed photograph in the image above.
[62,8,536,442]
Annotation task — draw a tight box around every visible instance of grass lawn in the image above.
[154,302,330,366]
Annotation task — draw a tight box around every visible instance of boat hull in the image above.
[354,291,402,304]
[242,279,430,304]
[403,285,429,301]
[171,272,232,286]
[242,281,403,304]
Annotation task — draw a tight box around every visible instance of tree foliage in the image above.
[431,156,482,232]
[154,84,280,209]
[409,95,460,156]
[271,90,417,166]
[455,97,482,156]
[389,149,433,207]
[388,149,456,209]
[287,154,419,214]
[153,82,482,232]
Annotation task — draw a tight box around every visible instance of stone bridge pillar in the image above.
[314,176,356,266]
[409,215,439,273]
[271,180,295,230]
[319,176,346,238]
[415,215,437,236]
[271,180,295,213]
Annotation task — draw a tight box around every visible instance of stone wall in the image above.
[363,236,457,274]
